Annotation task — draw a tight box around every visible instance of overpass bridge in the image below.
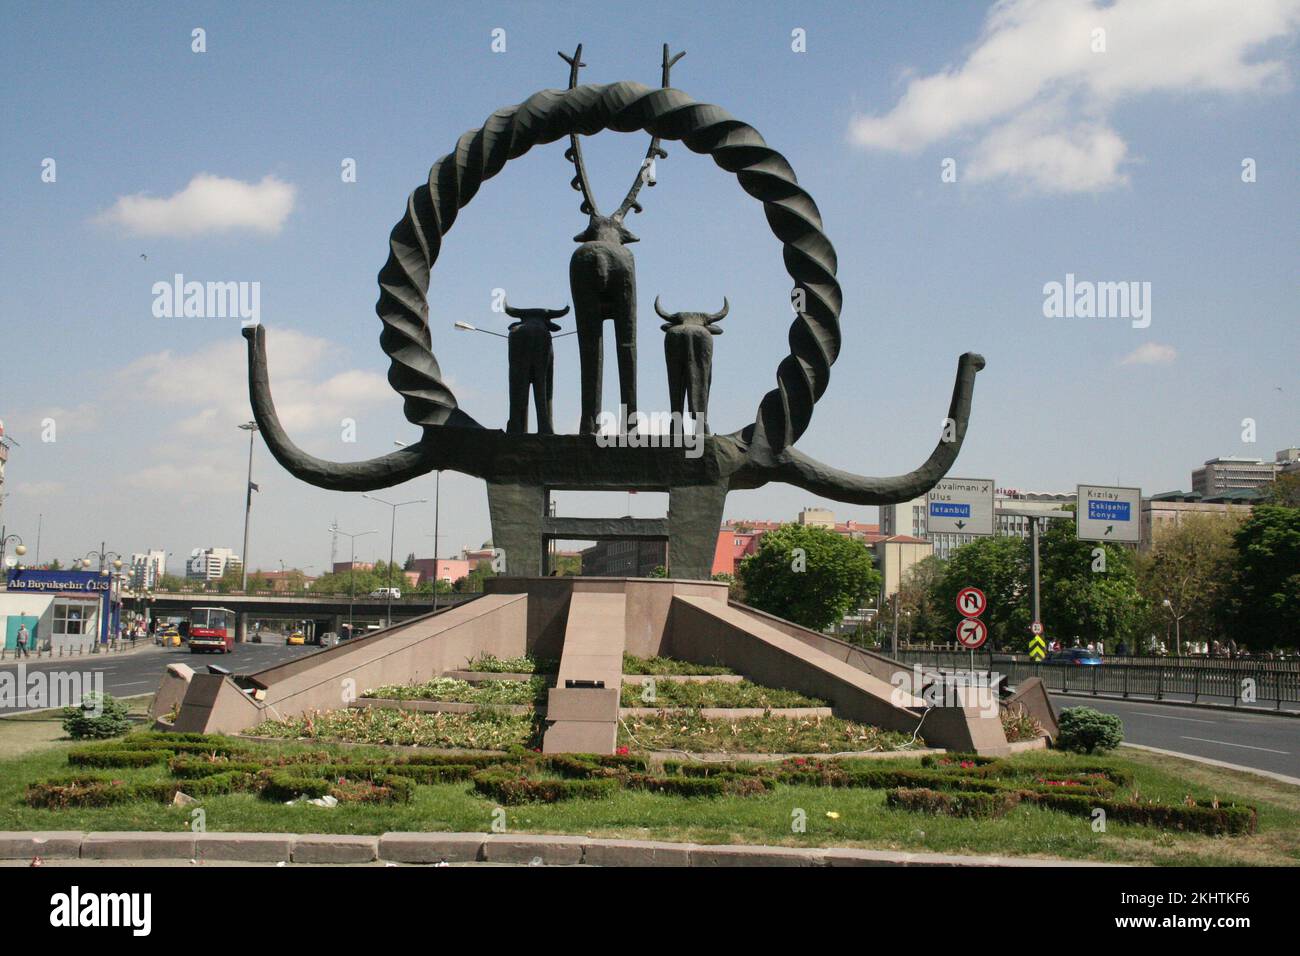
[134,591,477,641]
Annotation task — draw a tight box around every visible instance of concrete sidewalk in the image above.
[0,831,1121,867]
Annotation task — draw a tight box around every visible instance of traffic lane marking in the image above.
[1180,736,1290,755]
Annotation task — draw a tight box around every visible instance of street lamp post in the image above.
[0,530,27,579]
[331,528,376,632]
[81,543,123,646]
[395,439,442,612]
[1161,598,1185,657]
[362,493,426,626]
[238,422,259,592]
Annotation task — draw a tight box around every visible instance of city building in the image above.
[409,558,472,586]
[581,539,667,577]
[873,535,933,601]
[1276,447,1300,476]
[881,490,1073,560]
[332,560,374,574]
[128,550,168,590]
[2,568,120,652]
[246,569,318,592]
[1141,490,1257,548]
[1191,456,1279,497]
[185,547,241,582]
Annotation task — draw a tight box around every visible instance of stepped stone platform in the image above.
[159,576,1011,755]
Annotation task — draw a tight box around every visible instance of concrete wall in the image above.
[668,597,928,738]
[172,593,529,735]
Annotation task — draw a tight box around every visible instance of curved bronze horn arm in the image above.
[734,353,986,504]
[243,326,443,491]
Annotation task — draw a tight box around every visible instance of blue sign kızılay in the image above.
[1087,500,1131,522]
[930,502,971,519]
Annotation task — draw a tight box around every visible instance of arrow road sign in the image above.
[956,586,987,618]
[1028,634,1047,661]
[927,478,995,536]
[956,618,988,650]
[1077,484,1142,544]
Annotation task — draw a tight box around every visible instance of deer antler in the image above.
[613,43,684,222]
[559,45,600,217]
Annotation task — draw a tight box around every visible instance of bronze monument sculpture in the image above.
[242,44,986,580]
[656,295,728,436]
[503,300,569,435]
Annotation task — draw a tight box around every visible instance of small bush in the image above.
[1000,704,1044,743]
[61,693,132,740]
[68,747,171,768]
[1057,707,1124,754]
[886,787,1022,819]
[471,770,619,805]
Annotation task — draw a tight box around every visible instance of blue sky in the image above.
[2,0,1297,573]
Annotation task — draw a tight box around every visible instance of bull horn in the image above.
[653,295,674,321]
[734,353,985,504]
[502,297,523,319]
[545,305,571,319]
[707,297,729,323]
[243,325,446,491]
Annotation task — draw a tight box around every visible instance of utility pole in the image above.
[332,527,377,634]
[432,471,441,611]
[362,494,426,626]
[238,421,259,591]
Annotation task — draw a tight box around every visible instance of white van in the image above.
[370,587,402,599]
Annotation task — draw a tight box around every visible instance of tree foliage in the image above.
[1222,505,1300,651]
[737,524,881,632]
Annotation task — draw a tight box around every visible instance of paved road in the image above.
[1051,693,1299,779]
[0,638,318,715]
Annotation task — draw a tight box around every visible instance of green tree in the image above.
[1136,513,1239,653]
[47,558,63,570]
[455,559,497,594]
[1222,505,1300,651]
[934,536,1030,649]
[881,555,946,645]
[1261,473,1300,508]
[1036,520,1144,651]
[736,524,881,631]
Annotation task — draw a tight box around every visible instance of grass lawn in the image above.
[619,679,824,709]
[1,726,1296,865]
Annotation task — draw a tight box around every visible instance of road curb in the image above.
[0,831,1123,867]
[1119,743,1300,787]
[1051,690,1300,719]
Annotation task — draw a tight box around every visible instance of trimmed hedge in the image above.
[1028,791,1257,836]
[887,787,1023,819]
[472,771,620,805]
[69,748,174,769]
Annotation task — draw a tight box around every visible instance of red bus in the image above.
[187,606,235,654]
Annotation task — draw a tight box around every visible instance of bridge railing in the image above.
[891,648,1300,709]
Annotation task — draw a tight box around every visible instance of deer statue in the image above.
[503,299,570,435]
[560,43,685,435]
[655,296,728,436]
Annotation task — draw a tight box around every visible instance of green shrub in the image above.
[68,747,171,768]
[886,787,1023,819]
[621,654,733,676]
[471,770,619,805]
[61,693,132,740]
[1057,707,1124,754]
[625,774,726,797]
[1027,792,1256,836]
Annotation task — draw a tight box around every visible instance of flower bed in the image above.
[621,654,734,676]
[364,676,549,707]
[250,707,539,750]
[618,712,917,754]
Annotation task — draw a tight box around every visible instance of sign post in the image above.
[955,585,987,677]
[1076,484,1142,544]
[927,478,995,536]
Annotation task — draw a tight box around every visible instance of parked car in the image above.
[1046,648,1103,666]
[370,587,402,599]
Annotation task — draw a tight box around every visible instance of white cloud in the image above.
[849,0,1300,192]
[1120,342,1177,365]
[119,331,392,438]
[95,173,296,237]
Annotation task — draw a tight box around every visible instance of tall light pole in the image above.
[0,530,26,579]
[395,439,442,612]
[1161,598,1185,657]
[330,527,376,632]
[238,421,259,591]
[362,494,426,626]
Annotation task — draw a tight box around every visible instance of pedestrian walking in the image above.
[15,623,31,658]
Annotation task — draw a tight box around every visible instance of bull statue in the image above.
[655,296,728,435]
[560,43,684,435]
[503,299,569,434]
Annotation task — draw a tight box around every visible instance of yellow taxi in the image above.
[286,630,306,646]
